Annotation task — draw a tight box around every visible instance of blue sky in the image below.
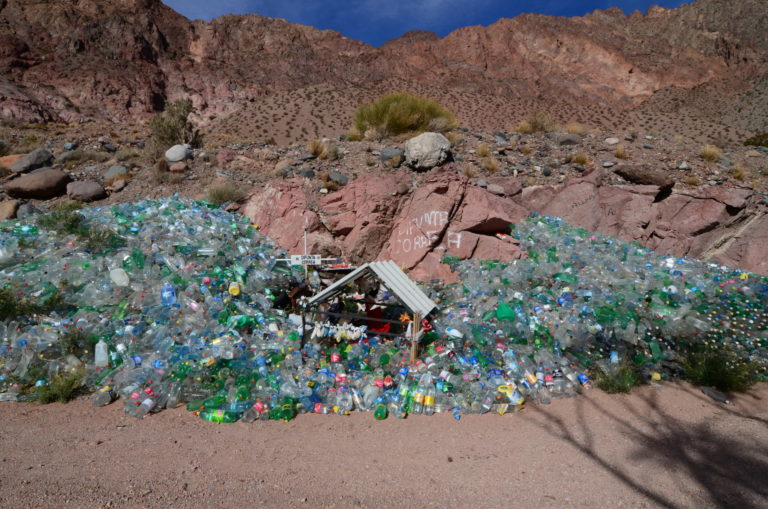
[162,0,692,47]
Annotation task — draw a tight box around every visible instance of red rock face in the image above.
[243,169,768,280]
[0,0,765,124]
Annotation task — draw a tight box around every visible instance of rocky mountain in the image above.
[0,0,767,144]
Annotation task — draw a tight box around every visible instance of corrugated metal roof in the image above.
[306,260,437,317]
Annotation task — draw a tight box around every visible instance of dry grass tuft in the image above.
[445,131,462,147]
[475,142,491,157]
[614,145,630,160]
[151,159,170,184]
[565,151,590,166]
[685,176,702,186]
[353,92,456,138]
[206,182,246,205]
[700,144,723,162]
[731,165,748,181]
[565,122,587,135]
[520,146,533,156]
[516,111,556,134]
[307,139,338,160]
[480,157,500,173]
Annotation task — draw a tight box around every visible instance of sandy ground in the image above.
[0,382,766,509]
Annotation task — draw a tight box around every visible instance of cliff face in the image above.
[0,0,766,126]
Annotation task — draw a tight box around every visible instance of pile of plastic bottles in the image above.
[0,201,765,422]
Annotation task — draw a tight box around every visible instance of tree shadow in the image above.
[523,385,768,508]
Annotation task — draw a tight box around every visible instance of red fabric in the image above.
[366,306,391,333]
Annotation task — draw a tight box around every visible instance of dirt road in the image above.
[1,382,766,508]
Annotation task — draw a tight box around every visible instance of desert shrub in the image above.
[36,368,86,404]
[36,206,122,253]
[151,159,170,184]
[591,361,642,394]
[730,165,748,181]
[10,134,40,154]
[147,98,202,158]
[352,92,456,138]
[445,131,462,146]
[475,142,491,157]
[566,151,590,166]
[520,146,532,155]
[700,144,723,162]
[682,343,760,393]
[516,111,556,134]
[744,132,768,147]
[565,122,586,135]
[307,139,337,160]
[462,166,478,179]
[345,130,363,142]
[0,284,68,321]
[115,149,141,163]
[206,182,246,206]
[685,176,702,186]
[480,157,500,173]
[614,145,630,159]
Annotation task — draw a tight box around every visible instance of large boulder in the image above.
[104,165,129,182]
[10,148,54,174]
[4,169,70,199]
[404,132,451,171]
[67,181,107,202]
[0,200,19,220]
[614,164,674,190]
[165,144,191,163]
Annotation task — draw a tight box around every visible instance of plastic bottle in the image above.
[94,339,109,368]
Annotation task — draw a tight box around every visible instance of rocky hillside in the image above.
[0,0,767,144]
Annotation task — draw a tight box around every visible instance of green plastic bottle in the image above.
[200,409,239,423]
[374,400,388,421]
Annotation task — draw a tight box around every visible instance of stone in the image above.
[4,169,71,199]
[614,164,674,190]
[404,132,451,170]
[603,162,615,168]
[101,142,118,153]
[16,203,41,219]
[57,150,82,163]
[486,184,505,196]
[0,200,19,220]
[677,161,691,170]
[169,162,188,173]
[380,148,405,168]
[605,137,620,146]
[104,165,129,181]
[165,144,191,163]
[297,168,316,179]
[487,177,523,197]
[475,179,488,188]
[10,148,54,174]
[329,171,348,186]
[66,180,107,202]
[542,168,552,177]
[555,134,582,146]
[63,142,78,151]
[642,144,655,150]
[107,179,127,192]
[0,154,25,171]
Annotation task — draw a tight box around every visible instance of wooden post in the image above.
[410,312,422,364]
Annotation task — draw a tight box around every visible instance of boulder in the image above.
[165,144,191,163]
[16,203,41,219]
[605,137,620,146]
[66,181,107,202]
[404,132,451,170]
[57,150,82,163]
[329,171,348,186]
[169,162,188,173]
[297,168,315,179]
[486,183,505,196]
[63,142,78,151]
[0,154,25,171]
[0,200,19,220]
[487,177,523,197]
[104,165,129,182]
[10,148,53,173]
[556,134,582,146]
[614,164,674,190]
[4,169,70,199]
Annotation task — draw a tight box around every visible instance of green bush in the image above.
[36,368,85,404]
[682,343,760,393]
[352,92,456,138]
[744,132,768,147]
[147,98,202,158]
[206,182,246,206]
[592,361,642,394]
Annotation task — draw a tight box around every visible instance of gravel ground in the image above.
[1,382,766,509]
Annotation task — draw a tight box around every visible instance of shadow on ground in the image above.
[524,384,768,508]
